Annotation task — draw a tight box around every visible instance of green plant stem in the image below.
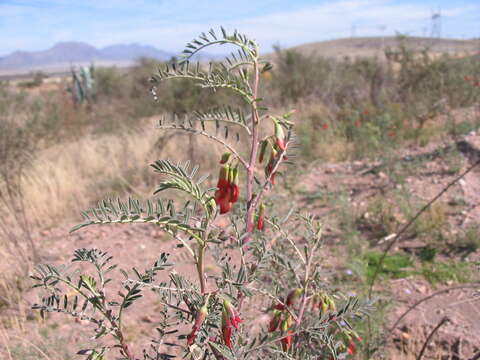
[245,61,260,240]
[197,240,207,294]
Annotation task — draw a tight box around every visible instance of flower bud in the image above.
[219,152,232,164]
[268,310,281,332]
[229,168,239,203]
[256,203,265,230]
[274,120,286,151]
[286,288,302,307]
[258,139,269,163]
[280,315,291,332]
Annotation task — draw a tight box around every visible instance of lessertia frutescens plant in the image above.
[31,28,371,360]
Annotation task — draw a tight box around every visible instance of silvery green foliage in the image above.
[31,28,371,360]
[69,64,96,105]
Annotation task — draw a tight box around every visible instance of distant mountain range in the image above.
[0,41,176,73]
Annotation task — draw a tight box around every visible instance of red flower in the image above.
[281,331,293,352]
[256,203,265,230]
[221,311,233,348]
[347,339,355,355]
[268,310,281,332]
[322,123,329,130]
[224,300,242,329]
[265,161,276,185]
[187,303,208,346]
[214,165,240,214]
[286,288,302,307]
[274,120,286,151]
[222,300,241,348]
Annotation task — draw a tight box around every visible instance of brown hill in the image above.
[289,36,480,59]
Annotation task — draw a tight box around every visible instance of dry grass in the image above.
[19,118,226,227]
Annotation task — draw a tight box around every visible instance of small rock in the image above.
[141,316,153,323]
[416,284,428,294]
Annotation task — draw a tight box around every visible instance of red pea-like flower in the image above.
[224,299,242,329]
[347,338,355,355]
[214,165,240,214]
[274,120,286,151]
[187,303,208,346]
[221,307,233,348]
[221,300,241,348]
[256,203,265,230]
[268,310,281,332]
[281,331,293,352]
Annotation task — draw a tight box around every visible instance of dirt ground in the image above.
[2,129,480,359]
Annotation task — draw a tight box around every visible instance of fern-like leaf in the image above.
[150,61,252,101]
[180,27,258,64]
[151,160,216,214]
[70,198,203,240]
[194,105,250,134]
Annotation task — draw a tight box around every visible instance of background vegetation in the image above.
[0,35,479,358]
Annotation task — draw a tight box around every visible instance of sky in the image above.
[0,0,479,56]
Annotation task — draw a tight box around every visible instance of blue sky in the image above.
[0,0,479,56]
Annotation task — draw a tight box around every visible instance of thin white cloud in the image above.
[84,0,479,55]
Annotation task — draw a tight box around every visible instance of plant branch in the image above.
[368,158,480,298]
[157,124,249,169]
[416,317,449,360]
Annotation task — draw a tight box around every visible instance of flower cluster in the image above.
[214,153,239,215]
[464,75,480,87]
[268,288,303,352]
[310,292,337,319]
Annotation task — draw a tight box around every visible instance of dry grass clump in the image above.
[20,120,224,227]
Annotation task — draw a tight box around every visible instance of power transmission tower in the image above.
[430,8,442,38]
